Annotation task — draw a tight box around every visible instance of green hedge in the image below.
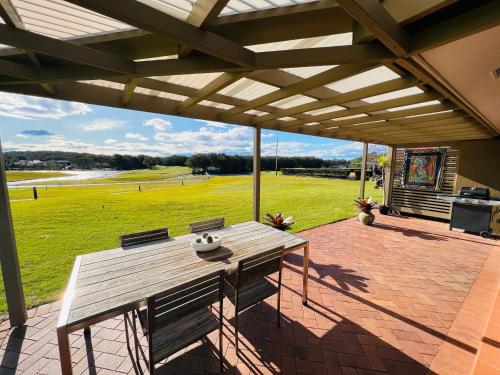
[281,168,351,179]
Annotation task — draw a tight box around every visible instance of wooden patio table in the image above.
[57,221,309,374]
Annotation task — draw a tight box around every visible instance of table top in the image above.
[58,221,308,331]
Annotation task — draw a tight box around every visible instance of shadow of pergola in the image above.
[148,300,435,375]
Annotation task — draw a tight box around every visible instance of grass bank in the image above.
[2,174,382,312]
[6,171,68,182]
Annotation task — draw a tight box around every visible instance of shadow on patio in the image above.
[0,214,497,374]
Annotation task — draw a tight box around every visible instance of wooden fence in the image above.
[281,168,351,179]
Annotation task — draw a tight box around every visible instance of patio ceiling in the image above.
[0,0,499,145]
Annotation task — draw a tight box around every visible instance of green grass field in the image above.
[6,171,68,182]
[93,166,190,183]
[2,174,382,313]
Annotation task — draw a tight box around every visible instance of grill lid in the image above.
[459,187,490,199]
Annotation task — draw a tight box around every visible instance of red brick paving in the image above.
[0,214,498,374]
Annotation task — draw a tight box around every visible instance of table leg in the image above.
[302,242,309,305]
[57,326,73,375]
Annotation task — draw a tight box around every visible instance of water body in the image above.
[8,170,122,186]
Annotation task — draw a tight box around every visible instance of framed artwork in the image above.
[401,149,446,190]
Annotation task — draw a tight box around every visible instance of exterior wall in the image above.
[389,139,500,235]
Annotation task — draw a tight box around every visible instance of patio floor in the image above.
[0,214,499,374]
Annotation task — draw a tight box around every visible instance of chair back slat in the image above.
[147,270,224,333]
[237,246,284,286]
[189,217,225,233]
[119,228,169,248]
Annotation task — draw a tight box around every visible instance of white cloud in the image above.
[194,119,227,128]
[125,132,148,141]
[82,118,126,132]
[104,139,118,145]
[143,118,172,131]
[154,126,254,154]
[0,93,91,120]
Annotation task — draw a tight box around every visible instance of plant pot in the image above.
[379,205,390,215]
[358,211,375,225]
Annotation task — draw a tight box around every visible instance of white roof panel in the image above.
[218,78,278,100]
[153,73,223,89]
[221,0,317,15]
[363,86,423,103]
[270,94,316,109]
[327,66,400,93]
[387,100,442,112]
[305,105,345,116]
[13,0,132,38]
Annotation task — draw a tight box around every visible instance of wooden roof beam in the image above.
[336,0,410,57]
[0,3,352,60]
[323,111,469,135]
[66,0,255,68]
[219,64,375,121]
[254,43,395,69]
[254,76,419,124]
[176,72,246,114]
[0,0,54,94]
[281,91,443,130]
[121,78,141,106]
[0,58,37,80]
[0,24,136,75]
[319,102,457,132]
[178,0,230,58]
[411,1,500,54]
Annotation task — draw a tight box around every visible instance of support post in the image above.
[0,140,27,326]
[253,127,261,222]
[359,142,368,198]
[384,145,397,207]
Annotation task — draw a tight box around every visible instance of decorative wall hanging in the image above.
[401,148,446,190]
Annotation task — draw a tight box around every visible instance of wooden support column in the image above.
[253,127,261,222]
[0,140,27,326]
[384,146,397,207]
[359,142,368,198]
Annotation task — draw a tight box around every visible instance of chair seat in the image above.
[138,307,219,364]
[224,278,278,312]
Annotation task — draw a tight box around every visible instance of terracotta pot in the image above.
[358,210,375,225]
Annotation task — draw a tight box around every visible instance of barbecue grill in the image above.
[437,187,500,238]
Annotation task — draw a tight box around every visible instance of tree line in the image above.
[5,151,364,174]
[4,151,188,170]
[185,153,349,174]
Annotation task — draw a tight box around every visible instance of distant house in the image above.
[207,166,220,174]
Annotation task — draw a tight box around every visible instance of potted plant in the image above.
[377,155,391,215]
[264,213,294,231]
[354,197,377,225]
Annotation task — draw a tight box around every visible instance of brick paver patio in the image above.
[0,214,499,374]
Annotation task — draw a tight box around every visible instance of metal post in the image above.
[253,127,261,222]
[359,142,368,198]
[0,140,27,326]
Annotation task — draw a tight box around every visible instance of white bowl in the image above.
[191,235,222,252]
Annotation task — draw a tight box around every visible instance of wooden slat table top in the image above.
[59,221,307,330]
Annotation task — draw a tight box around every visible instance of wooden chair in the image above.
[120,227,170,364]
[119,228,169,248]
[224,245,285,353]
[130,270,225,374]
[189,217,225,233]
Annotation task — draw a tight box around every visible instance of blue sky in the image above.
[0,92,384,159]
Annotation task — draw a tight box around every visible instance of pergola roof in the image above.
[0,0,499,145]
